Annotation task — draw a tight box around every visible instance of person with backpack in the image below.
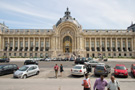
[82,73,91,90]
[60,64,64,77]
[107,75,120,90]
[54,64,59,78]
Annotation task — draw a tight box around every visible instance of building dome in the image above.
[56,8,80,27]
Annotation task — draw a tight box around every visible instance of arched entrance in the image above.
[63,36,72,53]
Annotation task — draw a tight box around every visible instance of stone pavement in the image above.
[0,78,135,90]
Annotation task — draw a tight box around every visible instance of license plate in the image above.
[98,71,102,73]
[119,74,123,76]
[74,70,78,72]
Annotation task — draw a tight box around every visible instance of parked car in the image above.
[24,60,38,65]
[84,60,104,67]
[0,58,10,63]
[13,65,40,79]
[86,64,92,73]
[0,64,18,75]
[71,65,87,76]
[70,57,75,61]
[74,58,87,64]
[114,64,128,78]
[94,64,111,77]
[52,58,57,61]
[45,58,51,61]
[87,57,93,61]
[131,64,135,77]
[40,58,46,61]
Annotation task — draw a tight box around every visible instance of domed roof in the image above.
[56,8,80,27]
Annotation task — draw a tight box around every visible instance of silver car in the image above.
[94,64,111,77]
[13,65,40,79]
[84,60,104,67]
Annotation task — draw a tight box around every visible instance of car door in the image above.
[3,65,10,74]
[8,65,14,73]
[27,66,35,76]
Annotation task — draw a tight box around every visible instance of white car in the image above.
[84,60,104,67]
[45,58,51,61]
[71,65,87,76]
[13,65,40,79]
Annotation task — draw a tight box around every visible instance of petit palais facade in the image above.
[0,8,135,58]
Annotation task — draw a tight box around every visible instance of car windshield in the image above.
[96,66,104,70]
[0,66,3,69]
[115,66,126,70]
[19,66,29,71]
[73,66,82,69]
[133,66,135,69]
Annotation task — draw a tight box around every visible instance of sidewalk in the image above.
[0,78,135,90]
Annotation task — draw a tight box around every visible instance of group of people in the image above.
[82,74,120,90]
[54,64,64,78]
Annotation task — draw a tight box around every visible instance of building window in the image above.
[25,41,28,47]
[36,41,38,47]
[119,53,121,56]
[30,53,32,57]
[97,41,100,47]
[19,53,22,56]
[107,41,110,47]
[4,53,6,56]
[15,41,18,47]
[40,53,43,57]
[86,53,89,58]
[9,53,11,56]
[124,53,126,56]
[86,41,89,48]
[24,53,27,56]
[35,53,37,56]
[10,41,13,47]
[30,41,33,47]
[130,53,132,56]
[46,41,49,47]
[102,41,105,47]
[20,41,23,47]
[108,53,111,56]
[41,41,43,47]
[14,53,16,56]
[114,53,116,56]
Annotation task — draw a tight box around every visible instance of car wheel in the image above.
[126,75,128,78]
[23,75,27,79]
[36,71,39,75]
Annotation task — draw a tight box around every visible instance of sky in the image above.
[0,0,135,29]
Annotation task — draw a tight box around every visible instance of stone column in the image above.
[126,38,128,51]
[28,37,30,51]
[100,37,102,51]
[33,37,35,51]
[38,37,40,51]
[3,37,5,51]
[89,38,91,51]
[131,38,133,51]
[110,37,112,51]
[121,38,123,51]
[23,37,25,51]
[18,37,20,51]
[116,38,117,51]
[95,38,97,51]
[44,37,45,51]
[12,37,15,51]
[7,37,9,51]
[105,37,107,51]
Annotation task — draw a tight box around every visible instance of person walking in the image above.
[60,64,64,77]
[93,74,108,90]
[54,64,59,78]
[107,75,120,90]
[82,73,91,90]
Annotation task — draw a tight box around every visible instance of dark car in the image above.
[0,64,18,75]
[0,58,10,63]
[40,58,46,61]
[86,64,92,73]
[75,58,87,64]
[131,64,135,77]
[24,60,38,65]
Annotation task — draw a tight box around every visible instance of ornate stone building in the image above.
[0,8,135,58]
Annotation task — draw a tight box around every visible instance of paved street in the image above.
[0,58,135,90]
[0,78,135,90]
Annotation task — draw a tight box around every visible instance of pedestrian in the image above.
[54,64,59,78]
[93,74,108,90]
[107,75,120,90]
[60,64,64,77]
[82,73,91,90]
